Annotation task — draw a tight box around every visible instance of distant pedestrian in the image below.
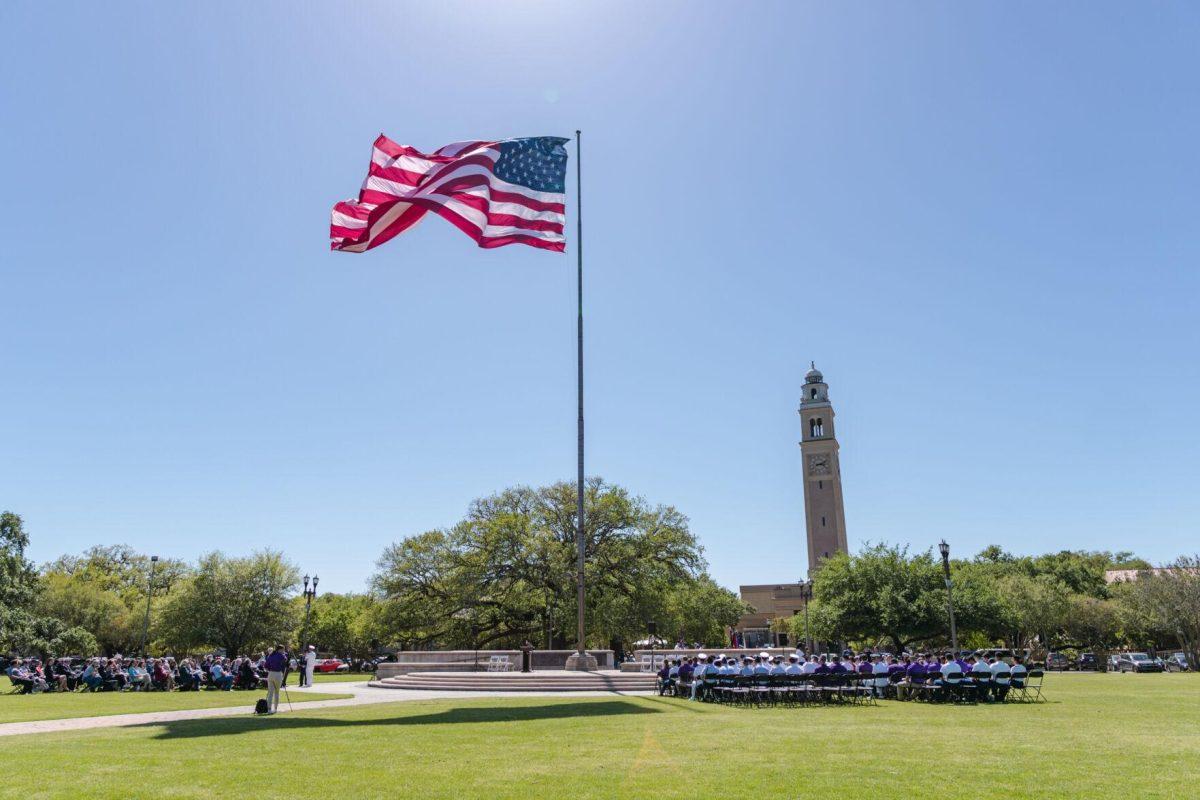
[284,653,298,687]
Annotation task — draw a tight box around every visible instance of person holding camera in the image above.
[263,644,287,714]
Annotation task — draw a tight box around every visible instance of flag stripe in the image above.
[331,135,568,254]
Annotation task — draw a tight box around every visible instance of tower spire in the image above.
[799,363,847,576]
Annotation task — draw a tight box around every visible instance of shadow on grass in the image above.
[146,700,662,740]
[634,695,709,713]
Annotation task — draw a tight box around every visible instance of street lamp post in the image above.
[139,555,158,656]
[799,581,813,656]
[301,574,319,651]
[939,540,958,655]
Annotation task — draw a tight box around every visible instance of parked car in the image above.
[1165,653,1190,672]
[1045,652,1071,671]
[1077,652,1099,671]
[1107,654,1121,671]
[1115,652,1163,673]
[314,658,349,673]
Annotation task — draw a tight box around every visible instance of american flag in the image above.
[330,135,569,253]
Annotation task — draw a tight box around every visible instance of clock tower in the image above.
[799,363,848,576]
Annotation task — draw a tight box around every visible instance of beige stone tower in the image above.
[799,363,848,576]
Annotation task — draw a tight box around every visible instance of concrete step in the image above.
[370,670,656,692]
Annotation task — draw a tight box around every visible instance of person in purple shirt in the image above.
[656,660,672,694]
[678,658,694,690]
[813,655,831,675]
[263,645,287,714]
[896,657,926,701]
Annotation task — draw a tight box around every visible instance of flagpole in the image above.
[571,128,591,668]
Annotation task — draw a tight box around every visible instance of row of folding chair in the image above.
[902,669,1046,704]
[706,674,878,707]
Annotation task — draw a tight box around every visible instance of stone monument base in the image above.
[563,651,599,671]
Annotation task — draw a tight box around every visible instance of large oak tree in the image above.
[371,478,743,650]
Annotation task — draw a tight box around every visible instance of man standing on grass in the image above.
[303,645,317,688]
[284,651,297,687]
[263,645,287,713]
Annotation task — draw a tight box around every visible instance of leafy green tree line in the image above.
[1,480,748,658]
[5,489,1196,664]
[788,542,1199,669]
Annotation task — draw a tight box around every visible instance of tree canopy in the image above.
[371,478,743,650]
[1,512,99,658]
[795,543,998,653]
[157,551,299,657]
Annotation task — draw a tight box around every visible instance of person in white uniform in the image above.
[1010,656,1028,690]
[872,654,890,698]
[690,654,711,699]
[990,656,1012,701]
[303,645,317,688]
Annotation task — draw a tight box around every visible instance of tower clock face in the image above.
[808,453,832,475]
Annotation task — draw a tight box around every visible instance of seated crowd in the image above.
[655,650,1039,704]
[4,651,295,695]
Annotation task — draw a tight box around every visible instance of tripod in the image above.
[280,682,294,712]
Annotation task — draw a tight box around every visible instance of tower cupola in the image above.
[801,361,830,406]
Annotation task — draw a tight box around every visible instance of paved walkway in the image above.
[0,681,651,738]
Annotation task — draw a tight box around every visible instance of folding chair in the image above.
[784,674,808,705]
[943,672,974,704]
[972,673,993,702]
[700,673,720,702]
[746,674,770,706]
[815,674,839,704]
[726,675,752,706]
[993,670,1012,702]
[640,655,653,673]
[853,674,878,705]
[767,674,791,705]
[797,675,821,705]
[1016,669,1045,703]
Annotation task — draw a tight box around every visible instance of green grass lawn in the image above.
[0,688,352,725]
[2,674,1197,799]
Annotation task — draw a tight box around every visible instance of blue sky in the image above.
[2,2,1198,593]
